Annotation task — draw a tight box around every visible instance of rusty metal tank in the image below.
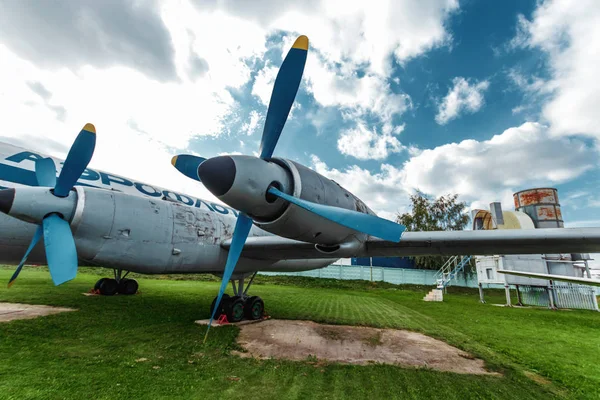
[513,188,564,228]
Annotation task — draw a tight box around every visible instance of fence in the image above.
[259,264,505,289]
[519,283,599,311]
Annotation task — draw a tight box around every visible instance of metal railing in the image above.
[433,255,472,289]
[520,283,599,311]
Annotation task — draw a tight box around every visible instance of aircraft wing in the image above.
[224,227,600,260]
[497,270,600,287]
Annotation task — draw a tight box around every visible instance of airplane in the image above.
[1,35,600,333]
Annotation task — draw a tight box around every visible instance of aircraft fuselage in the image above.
[0,142,334,275]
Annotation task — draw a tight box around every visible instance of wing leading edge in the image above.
[497,270,600,287]
[223,228,600,260]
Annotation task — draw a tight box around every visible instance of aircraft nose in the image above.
[0,188,15,214]
[197,156,236,197]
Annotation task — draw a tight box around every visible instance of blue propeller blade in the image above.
[35,158,57,187]
[7,225,43,287]
[204,213,253,342]
[259,36,308,160]
[42,214,78,285]
[268,187,406,243]
[171,154,206,182]
[54,123,96,197]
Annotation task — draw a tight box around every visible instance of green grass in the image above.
[1,267,599,399]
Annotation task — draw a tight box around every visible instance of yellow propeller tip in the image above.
[292,35,309,51]
[171,156,178,167]
[83,123,96,134]
[7,281,15,288]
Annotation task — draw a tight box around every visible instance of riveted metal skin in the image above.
[254,159,373,245]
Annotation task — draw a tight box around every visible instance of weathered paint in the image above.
[537,205,557,220]
[514,188,564,229]
[514,188,558,207]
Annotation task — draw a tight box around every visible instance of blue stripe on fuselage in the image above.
[0,162,100,189]
[0,158,238,217]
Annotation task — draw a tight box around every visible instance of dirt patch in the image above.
[0,302,76,322]
[524,371,552,386]
[233,319,499,376]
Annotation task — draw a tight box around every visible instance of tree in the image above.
[396,191,471,270]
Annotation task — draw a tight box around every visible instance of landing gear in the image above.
[209,272,264,322]
[210,294,230,318]
[244,296,265,320]
[94,277,118,296]
[93,269,138,296]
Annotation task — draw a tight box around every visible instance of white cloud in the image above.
[312,122,598,220]
[0,1,177,82]
[401,122,596,207]
[311,155,408,221]
[511,105,526,115]
[507,69,548,94]
[589,199,600,208]
[251,33,413,152]
[251,64,278,106]
[241,110,262,135]
[235,0,456,125]
[0,0,460,206]
[214,0,459,75]
[302,55,412,124]
[337,122,405,160]
[244,0,457,159]
[435,77,490,125]
[0,45,235,150]
[512,0,600,140]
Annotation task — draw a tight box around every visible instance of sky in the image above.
[0,0,599,265]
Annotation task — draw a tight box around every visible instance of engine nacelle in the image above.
[257,159,373,245]
[208,155,293,220]
[205,155,374,245]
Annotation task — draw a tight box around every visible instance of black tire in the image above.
[225,296,245,323]
[99,278,118,296]
[244,296,264,320]
[118,278,138,295]
[94,278,107,291]
[210,294,231,319]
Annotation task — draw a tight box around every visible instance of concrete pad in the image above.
[0,302,76,322]
[232,319,501,376]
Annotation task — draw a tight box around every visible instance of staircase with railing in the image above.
[424,255,472,302]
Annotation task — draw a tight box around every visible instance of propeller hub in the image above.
[199,155,293,219]
[0,188,15,215]
[198,156,236,197]
[1,187,77,225]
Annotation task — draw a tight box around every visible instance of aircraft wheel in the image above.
[225,296,245,323]
[244,296,264,320]
[99,278,118,296]
[94,278,107,291]
[118,278,138,295]
[210,294,231,318]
